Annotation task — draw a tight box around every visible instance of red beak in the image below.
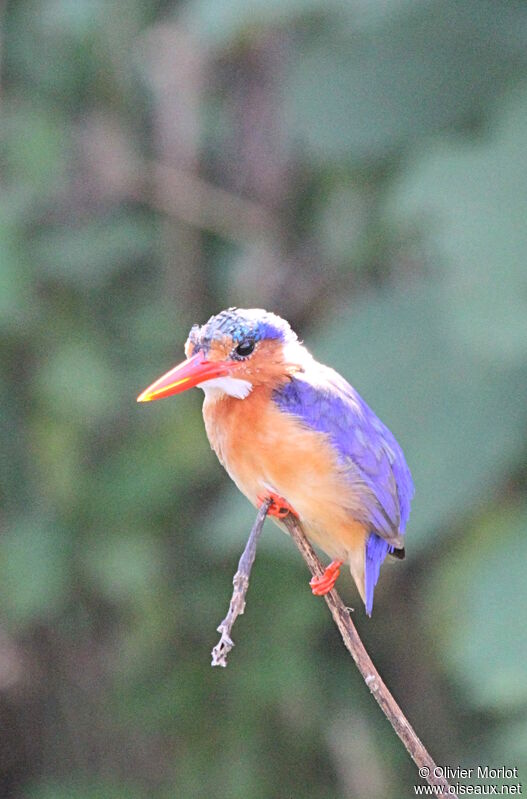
[137,353,231,402]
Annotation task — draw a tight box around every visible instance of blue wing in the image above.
[273,365,414,615]
[273,365,414,540]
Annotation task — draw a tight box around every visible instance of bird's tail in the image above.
[364,533,393,617]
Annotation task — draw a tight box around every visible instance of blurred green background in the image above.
[1,1,527,797]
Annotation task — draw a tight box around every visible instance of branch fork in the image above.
[211,502,458,798]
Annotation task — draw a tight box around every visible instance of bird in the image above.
[137,308,413,615]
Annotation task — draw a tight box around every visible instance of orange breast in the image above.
[202,386,368,583]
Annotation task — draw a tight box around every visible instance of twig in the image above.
[212,505,457,794]
[211,498,271,667]
[281,513,458,798]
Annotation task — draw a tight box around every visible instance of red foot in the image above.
[257,491,298,519]
[310,559,343,596]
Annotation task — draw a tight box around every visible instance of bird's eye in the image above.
[234,339,255,358]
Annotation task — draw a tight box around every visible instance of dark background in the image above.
[1,1,527,797]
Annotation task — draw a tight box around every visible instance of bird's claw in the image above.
[310,559,343,596]
[257,492,298,519]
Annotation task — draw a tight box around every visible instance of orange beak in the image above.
[137,353,231,402]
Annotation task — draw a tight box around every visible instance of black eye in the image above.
[234,339,255,358]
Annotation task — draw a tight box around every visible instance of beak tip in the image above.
[136,353,228,404]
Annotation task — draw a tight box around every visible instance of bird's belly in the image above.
[203,393,368,561]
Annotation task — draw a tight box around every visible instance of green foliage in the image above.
[0,515,71,626]
[386,80,527,364]
[33,213,156,290]
[429,502,527,712]
[285,1,527,162]
[26,779,148,799]
[1,1,527,797]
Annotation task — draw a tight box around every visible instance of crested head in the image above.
[184,308,304,399]
[185,308,296,356]
[137,308,307,404]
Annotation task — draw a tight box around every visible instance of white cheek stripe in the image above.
[198,376,253,399]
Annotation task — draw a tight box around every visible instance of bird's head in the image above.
[137,308,304,403]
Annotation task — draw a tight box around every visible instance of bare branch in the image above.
[211,498,271,667]
[212,504,457,795]
[281,514,458,798]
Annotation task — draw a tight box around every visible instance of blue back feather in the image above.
[273,366,414,613]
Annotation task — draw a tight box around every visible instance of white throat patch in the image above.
[198,376,253,399]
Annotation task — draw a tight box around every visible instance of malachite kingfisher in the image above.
[137,308,414,615]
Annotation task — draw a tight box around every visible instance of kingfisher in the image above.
[137,308,413,615]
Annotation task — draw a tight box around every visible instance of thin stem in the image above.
[282,514,458,798]
[211,499,271,667]
[211,505,456,795]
